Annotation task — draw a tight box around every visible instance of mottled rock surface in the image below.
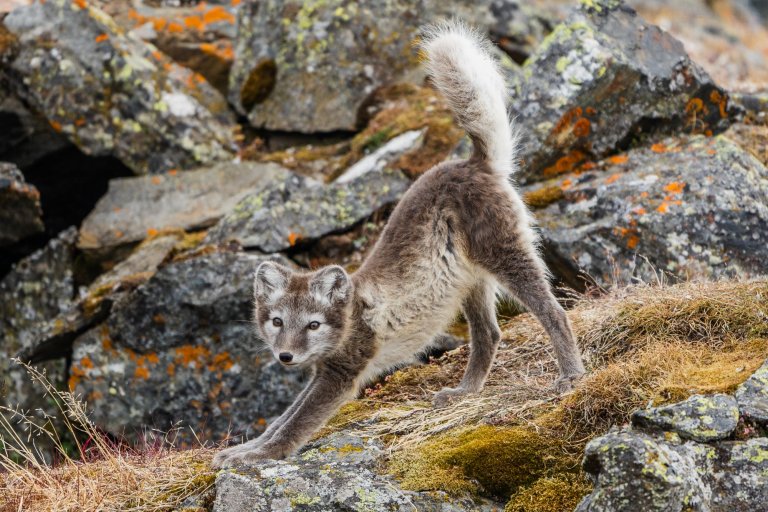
[229,0,424,132]
[206,167,410,253]
[0,228,76,448]
[213,434,498,512]
[736,359,768,426]
[529,135,768,286]
[69,249,304,443]
[3,0,237,174]
[511,0,732,183]
[0,161,43,246]
[632,394,739,442]
[78,161,291,252]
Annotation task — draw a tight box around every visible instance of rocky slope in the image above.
[1,0,768,511]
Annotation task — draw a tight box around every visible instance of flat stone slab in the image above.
[632,394,739,442]
[0,161,43,246]
[736,359,768,426]
[78,161,291,252]
[205,166,410,253]
[214,434,496,512]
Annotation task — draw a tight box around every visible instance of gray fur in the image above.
[213,22,585,468]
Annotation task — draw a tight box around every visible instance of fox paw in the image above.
[212,442,287,468]
[433,386,470,408]
[552,372,585,394]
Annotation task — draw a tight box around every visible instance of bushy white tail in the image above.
[420,21,517,175]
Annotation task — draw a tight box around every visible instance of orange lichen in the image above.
[633,206,647,215]
[151,176,162,185]
[627,235,640,250]
[50,120,62,132]
[287,232,301,246]
[134,366,150,380]
[73,0,87,9]
[663,181,685,195]
[152,18,168,31]
[152,313,165,325]
[604,173,621,185]
[608,155,628,165]
[685,98,705,115]
[174,345,211,368]
[651,143,667,153]
[184,16,204,30]
[95,33,108,43]
[168,22,184,33]
[80,356,94,370]
[203,6,235,24]
[543,150,589,177]
[167,363,176,377]
[710,90,728,118]
[572,118,591,138]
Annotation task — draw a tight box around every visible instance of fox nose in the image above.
[278,352,293,363]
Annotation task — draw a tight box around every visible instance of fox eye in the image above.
[272,317,283,327]
[308,321,320,330]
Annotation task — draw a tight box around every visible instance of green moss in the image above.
[505,474,593,512]
[361,128,393,153]
[389,425,580,499]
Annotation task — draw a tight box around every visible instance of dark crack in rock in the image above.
[213,434,499,512]
[69,249,304,443]
[229,0,424,132]
[0,161,44,246]
[511,0,732,183]
[3,0,237,175]
[632,394,739,442]
[78,161,291,253]
[736,358,768,426]
[205,166,410,253]
[529,135,768,287]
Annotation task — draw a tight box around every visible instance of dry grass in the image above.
[0,363,216,512]
[323,278,768,505]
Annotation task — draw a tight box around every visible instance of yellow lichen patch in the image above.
[523,185,565,209]
[389,425,579,498]
[505,474,593,512]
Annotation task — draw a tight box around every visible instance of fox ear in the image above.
[310,265,351,305]
[254,262,290,302]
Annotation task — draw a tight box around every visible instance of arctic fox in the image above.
[213,21,585,467]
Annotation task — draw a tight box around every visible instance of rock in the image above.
[205,166,410,253]
[94,0,239,95]
[529,135,768,287]
[577,430,707,512]
[69,249,305,443]
[0,161,43,246]
[735,359,768,426]
[3,0,237,175]
[78,161,291,254]
[335,129,424,183]
[0,228,76,458]
[579,430,768,512]
[213,433,498,512]
[229,0,424,132]
[631,394,739,442]
[511,0,732,183]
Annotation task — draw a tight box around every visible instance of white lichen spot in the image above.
[161,92,197,117]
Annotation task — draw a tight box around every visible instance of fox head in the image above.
[253,261,353,367]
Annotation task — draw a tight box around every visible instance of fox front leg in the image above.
[212,371,357,467]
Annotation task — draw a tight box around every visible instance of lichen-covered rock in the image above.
[577,431,708,512]
[213,434,499,512]
[78,161,291,253]
[205,166,410,253]
[736,358,768,426]
[511,0,732,183]
[95,0,239,94]
[3,0,237,175]
[579,430,768,512]
[631,394,739,442]
[529,135,768,287]
[69,249,304,443]
[0,228,76,457]
[229,0,424,132]
[0,161,43,246]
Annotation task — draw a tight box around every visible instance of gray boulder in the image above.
[3,1,237,175]
[511,0,732,183]
[213,434,497,512]
[229,0,425,132]
[735,358,768,426]
[632,394,739,442]
[529,135,768,287]
[205,166,410,253]
[69,249,305,443]
[78,161,292,254]
[0,162,43,246]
